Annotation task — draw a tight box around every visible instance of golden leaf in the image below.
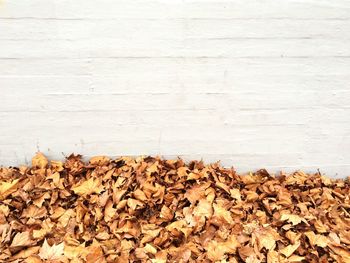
[50,160,64,172]
[280,214,305,226]
[104,199,116,223]
[329,244,350,261]
[95,231,110,240]
[127,198,145,210]
[32,192,51,208]
[177,167,189,177]
[245,255,261,263]
[89,156,110,166]
[57,209,75,228]
[288,255,305,262]
[32,152,48,169]
[144,243,157,255]
[246,191,259,202]
[254,227,279,251]
[328,232,341,245]
[0,179,19,200]
[166,220,192,238]
[25,256,42,263]
[285,231,301,244]
[230,188,241,202]
[64,243,88,259]
[279,241,300,258]
[72,177,104,196]
[184,183,209,204]
[305,231,329,248]
[193,199,213,218]
[267,251,279,263]
[206,241,226,261]
[213,203,234,225]
[32,229,47,240]
[133,189,148,201]
[206,235,240,261]
[0,204,9,216]
[314,220,328,233]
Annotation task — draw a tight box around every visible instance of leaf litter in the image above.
[0,153,349,262]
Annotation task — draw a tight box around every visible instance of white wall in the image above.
[0,0,350,177]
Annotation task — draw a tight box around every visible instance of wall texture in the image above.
[0,0,350,177]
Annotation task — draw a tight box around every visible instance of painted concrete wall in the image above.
[0,0,349,177]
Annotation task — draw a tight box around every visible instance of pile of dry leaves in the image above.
[0,153,349,262]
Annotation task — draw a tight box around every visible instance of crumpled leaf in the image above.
[22,205,47,219]
[329,244,350,261]
[10,232,33,247]
[32,152,48,169]
[206,235,240,261]
[212,203,234,225]
[89,156,110,166]
[64,243,88,259]
[267,250,279,263]
[0,179,19,200]
[280,214,306,226]
[11,246,40,259]
[72,177,104,196]
[288,255,305,262]
[245,255,261,263]
[279,241,300,257]
[305,231,329,248]
[253,227,280,251]
[86,240,106,263]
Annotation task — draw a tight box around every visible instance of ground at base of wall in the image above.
[0,153,349,262]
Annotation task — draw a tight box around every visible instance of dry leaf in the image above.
[32,152,48,169]
[288,255,305,262]
[38,239,64,260]
[0,179,19,200]
[12,246,40,259]
[64,243,88,259]
[11,232,33,247]
[280,214,305,226]
[72,177,104,196]
[305,231,329,248]
[279,241,300,257]
[0,153,349,262]
[89,156,110,166]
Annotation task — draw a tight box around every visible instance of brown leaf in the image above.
[104,199,116,223]
[12,246,40,259]
[22,205,47,219]
[11,232,33,247]
[1,154,349,262]
[160,205,174,222]
[89,156,110,166]
[86,241,106,263]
